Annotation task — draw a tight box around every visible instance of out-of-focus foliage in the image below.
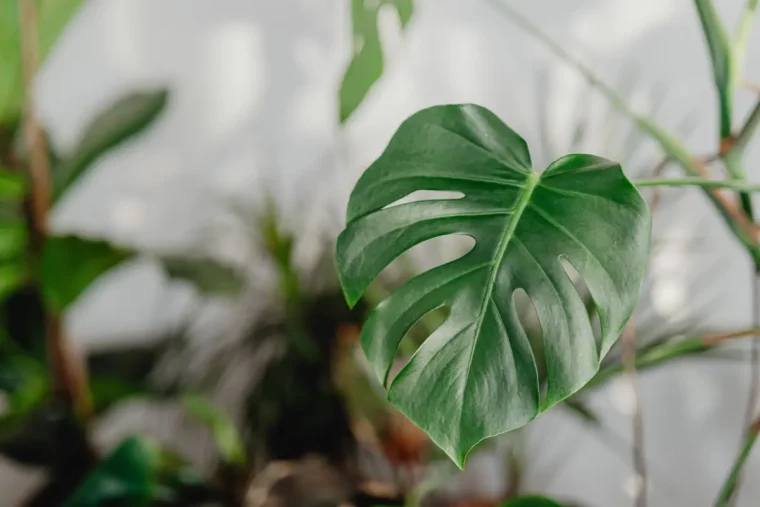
[54,90,169,201]
[0,0,83,124]
[62,436,206,507]
[183,394,245,466]
[500,496,564,507]
[339,0,413,123]
[41,235,131,310]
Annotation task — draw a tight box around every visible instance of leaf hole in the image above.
[390,305,451,384]
[383,190,465,210]
[512,288,545,383]
[373,234,476,291]
[559,257,601,348]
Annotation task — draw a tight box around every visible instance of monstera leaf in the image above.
[336,104,650,466]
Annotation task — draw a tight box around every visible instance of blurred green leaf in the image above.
[500,496,563,507]
[54,90,169,201]
[693,0,733,140]
[160,256,243,295]
[339,0,413,123]
[182,394,245,466]
[0,264,26,301]
[42,235,132,311]
[0,0,84,124]
[0,166,24,201]
[63,436,162,507]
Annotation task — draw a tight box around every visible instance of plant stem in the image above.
[634,178,760,192]
[17,0,92,418]
[734,0,759,85]
[588,327,760,389]
[714,417,760,507]
[734,99,760,154]
[621,324,647,507]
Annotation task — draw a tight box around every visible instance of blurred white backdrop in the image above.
[3,0,760,505]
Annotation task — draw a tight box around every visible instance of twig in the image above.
[741,80,760,94]
[714,417,760,507]
[621,323,647,507]
[17,0,92,418]
[744,276,759,428]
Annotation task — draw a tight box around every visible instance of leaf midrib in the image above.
[457,169,540,449]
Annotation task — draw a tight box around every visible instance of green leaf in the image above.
[159,256,243,295]
[0,0,83,124]
[182,394,245,465]
[63,437,161,507]
[500,496,564,507]
[54,90,168,201]
[336,104,651,467]
[338,0,413,123]
[0,167,25,201]
[693,0,733,140]
[41,235,132,311]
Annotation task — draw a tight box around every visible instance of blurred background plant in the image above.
[0,0,759,506]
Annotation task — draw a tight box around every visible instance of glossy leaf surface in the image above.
[336,104,650,466]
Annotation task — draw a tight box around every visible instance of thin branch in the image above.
[734,0,759,85]
[635,178,760,192]
[588,327,760,388]
[733,99,760,154]
[17,0,92,418]
[622,324,647,507]
[744,276,760,427]
[741,80,760,94]
[714,417,760,507]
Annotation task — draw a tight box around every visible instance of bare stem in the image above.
[714,417,760,507]
[622,324,647,507]
[17,0,91,418]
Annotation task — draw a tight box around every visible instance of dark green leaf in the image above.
[693,0,733,139]
[183,394,245,465]
[54,90,168,200]
[63,437,161,507]
[0,0,83,123]
[160,256,243,295]
[336,104,651,467]
[338,0,413,123]
[500,495,564,507]
[42,235,132,310]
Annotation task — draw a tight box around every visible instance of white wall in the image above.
[4,0,760,505]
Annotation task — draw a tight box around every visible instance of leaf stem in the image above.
[714,417,760,507]
[17,0,92,418]
[622,324,647,507]
[735,0,759,85]
[634,178,760,192]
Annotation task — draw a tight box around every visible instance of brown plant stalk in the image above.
[18,0,92,418]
